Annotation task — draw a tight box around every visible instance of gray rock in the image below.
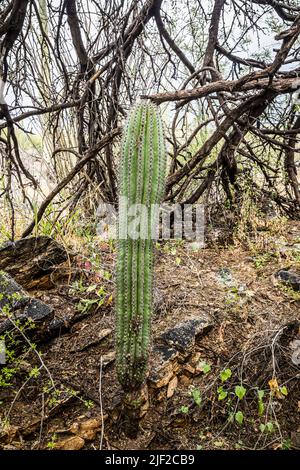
[217,267,232,284]
[160,317,212,353]
[24,298,53,322]
[149,314,214,387]
[48,318,69,335]
[0,272,28,309]
[275,269,300,291]
[149,345,178,387]
[0,271,54,337]
[290,339,300,366]
[153,345,178,363]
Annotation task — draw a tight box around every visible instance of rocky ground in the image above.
[0,219,300,450]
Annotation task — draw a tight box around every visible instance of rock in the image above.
[167,375,178,398]
[0,271,54,338]
[148,345,178,387]
[274,269,300,291]
[152,345,179,363]
[217,267,234,286]
[153,369,174,389]
[100,351,116,368]
[56,435,85,450]
[289,339,300,365]
[48,318,70,336]
[24,297,51,318]
[160,316,213,354]
[70,418,103,441]
[157,389,167,401]
[0,236,69,289]
[149,314,213,387]
[183,364,195,375]
[190,352,201,365]
[277,321,300,348]
[180,374,191,385]
[80,418,102,431]
[273,321,300,369]
[0,273,28,310]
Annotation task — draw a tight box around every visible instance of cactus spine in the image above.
[116,100,167,391]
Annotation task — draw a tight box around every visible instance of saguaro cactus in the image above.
[116,100,167,392]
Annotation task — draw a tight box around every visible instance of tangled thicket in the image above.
[0,0,300,239]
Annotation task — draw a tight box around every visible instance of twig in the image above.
[99,356,104,450]
[38,392,45,448]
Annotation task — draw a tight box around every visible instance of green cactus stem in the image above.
[116,100,167,392]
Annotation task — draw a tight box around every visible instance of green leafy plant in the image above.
[28,366,40,379]
[217,385,228,401]
[116,100,167,392]
[259,422,274,433]
[220,368,232,383]
[46,433,58,449]
[190,387,202,406]
[281,438,292,450]
[235,410,244,425]
[235,440,244,449]
[257,389,265,416]
[215,369,249,427]
[253,252,274,269]
[72,281,107,314]
[235,385,247,400]
[198,361,211,374]
[180,405,189,414]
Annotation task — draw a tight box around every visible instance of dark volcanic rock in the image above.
[275,269,300,291]
[48,318,70,336]
[0,271,54,338]
[24,298,53,323]
[0,272,28,310]
[153,345,178,363]
[149,345,179,386]
[160,316,213,353]
[0,236,68,289]
[149,314,214,387]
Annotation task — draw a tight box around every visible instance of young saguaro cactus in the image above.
[116,100,167,391]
